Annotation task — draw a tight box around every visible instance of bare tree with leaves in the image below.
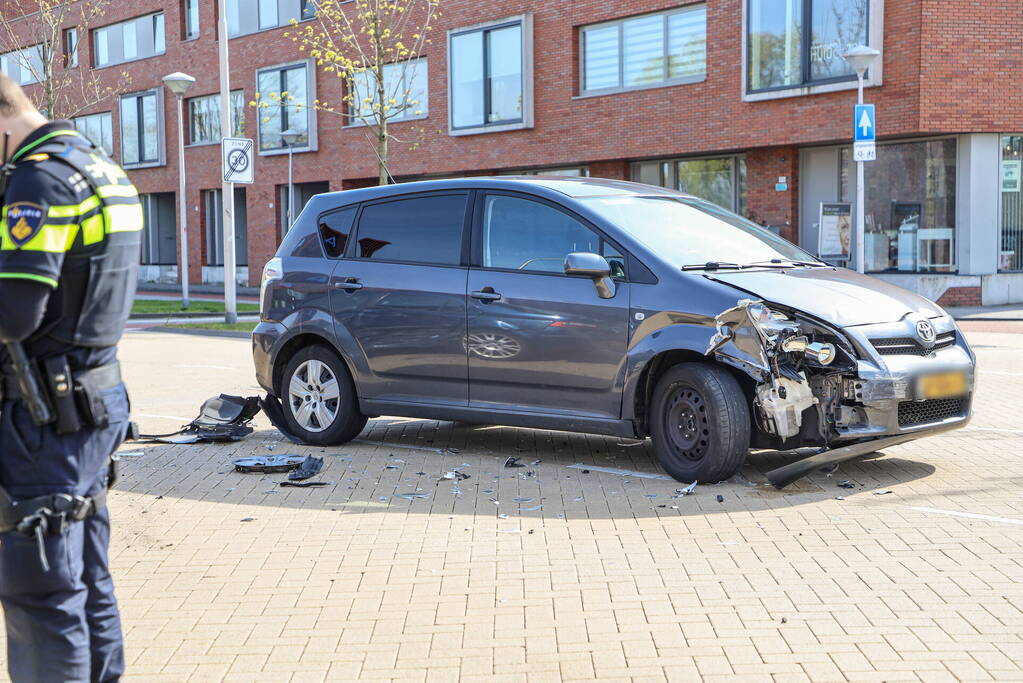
[0,0,130,120]
[262,0,441,185]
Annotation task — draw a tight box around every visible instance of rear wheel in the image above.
[280,345,367,446]
[650,363,750,483]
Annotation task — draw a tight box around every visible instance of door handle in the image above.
[334,277,363,291]
[470,288,502,302]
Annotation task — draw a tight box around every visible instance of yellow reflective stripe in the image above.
[47,195,102,219]
[103,203,144,233]
[0,223,79,253]
[0,272,59,288]
[97,184,139,200]
[81,214,105,245]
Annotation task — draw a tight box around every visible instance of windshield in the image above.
[579,195,820,268]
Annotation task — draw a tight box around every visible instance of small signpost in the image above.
[222,137,254,184]
[853,104,876,162]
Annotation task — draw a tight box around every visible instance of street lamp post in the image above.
[281,129,300,231]
[162,72,196,309]
[842,45,881,274]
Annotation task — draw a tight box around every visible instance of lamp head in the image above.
[281,128,301,147]
[162,72,196,97]
[842,45,880,75]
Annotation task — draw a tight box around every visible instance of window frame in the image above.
[186,90,246,146]
[255,59,318,155]
[72,111,114,156]
[742,0,884,102]
[577,4,707,99]
[344,56,429,127]
[119,88,165,169]
[343,190,474,268]
[224,0,317,38]
[470,190,632,281]
[92,11,166,69]
[64,28,79,68]
[0,44,46,86]
[183,0,200,40]
[447,14,534,137]
[631,154,747,214]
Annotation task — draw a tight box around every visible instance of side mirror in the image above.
[564,252,616,299]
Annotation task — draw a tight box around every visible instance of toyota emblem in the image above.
[916,320,936,344]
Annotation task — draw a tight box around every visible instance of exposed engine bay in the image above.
[705,299,858,447]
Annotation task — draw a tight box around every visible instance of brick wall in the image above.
[4,0,1019,282]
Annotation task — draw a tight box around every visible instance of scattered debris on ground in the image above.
[280,481,331,488]
[233,455,307,473]
[289,455,323,481]
[675,481,698,497]
[837,480,855,489]
[504,457,525,468]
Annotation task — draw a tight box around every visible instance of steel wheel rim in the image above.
[665,384,710,461]
[288,359,340,432]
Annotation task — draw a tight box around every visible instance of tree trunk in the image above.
[377,120,389,185]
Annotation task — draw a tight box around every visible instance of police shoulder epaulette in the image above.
[23,153,50,163]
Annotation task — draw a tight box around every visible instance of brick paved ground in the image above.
[2,323,1022,681]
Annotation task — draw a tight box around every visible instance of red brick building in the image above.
[4,0,1023,304]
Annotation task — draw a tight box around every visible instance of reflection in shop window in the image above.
[747,0,868,92]
[840,139,957,273]
[1001,136,1023,272]
[631,156,747,215]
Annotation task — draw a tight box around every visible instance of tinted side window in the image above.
[482,195,625,276]
[319,206,357,258]
[354,194,467,265]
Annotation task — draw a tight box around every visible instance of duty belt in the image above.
[0,360,122,401]
[0,488,107,572]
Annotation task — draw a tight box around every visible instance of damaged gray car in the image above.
[254,177,975,487]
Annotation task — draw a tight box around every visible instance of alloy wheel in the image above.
[288,359,340,432]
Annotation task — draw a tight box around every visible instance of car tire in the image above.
[279,345,367,446]
[650,362,750,484]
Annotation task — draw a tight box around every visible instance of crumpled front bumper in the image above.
[831,316,975,441]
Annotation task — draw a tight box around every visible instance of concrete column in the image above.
[956,133,1000,275]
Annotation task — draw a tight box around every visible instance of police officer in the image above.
[0,74,141,681]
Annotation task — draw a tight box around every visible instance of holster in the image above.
[43,356,81,435]
[73,368,109,429]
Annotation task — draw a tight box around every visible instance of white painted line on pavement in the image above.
[909,506,1023,527]
[173,364,237,370]
[567,463,674,481]
[135,413,191,422]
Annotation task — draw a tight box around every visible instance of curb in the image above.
[130,311,259,320]
[139,326,253,340]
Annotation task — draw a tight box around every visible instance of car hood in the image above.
[706,267,945,327]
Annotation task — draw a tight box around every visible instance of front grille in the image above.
[872,331,957,356]
[898,397,967,427]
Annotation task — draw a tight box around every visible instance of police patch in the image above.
[5,202,46,248]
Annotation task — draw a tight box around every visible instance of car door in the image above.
[327,191,470,406]
[466,192,630,419]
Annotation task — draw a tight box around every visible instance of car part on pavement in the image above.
[139,394,261,443]
[233,455,307,473]
[504,457,524,468]
[288,455,324,481]
[280,481,331,488]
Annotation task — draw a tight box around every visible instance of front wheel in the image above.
[280,345,367,446]
[650,363,750,483]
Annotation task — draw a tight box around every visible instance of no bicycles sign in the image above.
[222,137,254,184]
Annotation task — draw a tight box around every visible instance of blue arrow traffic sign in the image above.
[854,104,876,142]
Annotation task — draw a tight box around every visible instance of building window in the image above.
[204,188,249,266]
[257,62,313,153]
[747,0,868,92]
[94,12,166,68]
[632,156,747,215]
[120,89,163,167]
[581,5,706,95]
[140,193,178,266]
[73,112,114,156]
[840,139,957,273]
[0,45,45,86]
[65,28,79,67]
[348,58,428,124]
[1000,135,1023,273]
[183,0,200,39]
[448,15,533,134]
[497,167,589,177]
[226,0,315,37]
[188,91,246,145]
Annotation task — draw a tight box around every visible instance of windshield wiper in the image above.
[680,261,744,271]
[742,258,827,268]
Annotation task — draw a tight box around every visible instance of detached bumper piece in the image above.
[766,421,963,489]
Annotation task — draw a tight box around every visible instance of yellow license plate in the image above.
[917,371,968,399]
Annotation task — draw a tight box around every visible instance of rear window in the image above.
[318,206,357,258]
[354,193,467,265]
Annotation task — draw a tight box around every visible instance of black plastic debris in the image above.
[716,495,725,503]
[836,480,855,489]
[288,456,323,481]
[504,457,525,468]
[280,481,330,488]
[233,455,307,473]
[240,517,255,522]
[581,469,590,474]
[141,395,261,444]
[531,460,542,466]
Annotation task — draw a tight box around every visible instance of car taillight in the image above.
[260,257,283,319]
